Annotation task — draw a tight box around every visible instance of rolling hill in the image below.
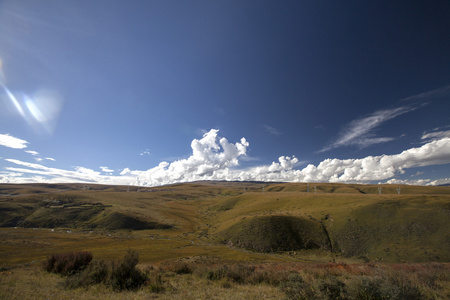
[0,181,449,264]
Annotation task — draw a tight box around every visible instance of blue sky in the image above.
[1,1,449,186]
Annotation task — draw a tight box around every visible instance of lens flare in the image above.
[1,82,63,134]
[1,82,26,117]
[25,96,46,122]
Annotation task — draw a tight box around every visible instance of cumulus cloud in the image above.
[0,133,28,149]
[293,137,450,183]
[1,129,250,186]
[1,129,450,186]
[320,106,416,152]
[131,129,249,186]
[226,138,450,184]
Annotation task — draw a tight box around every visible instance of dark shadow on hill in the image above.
[217,215,331,253]
[93,212,172,230]
[19,206,104,228]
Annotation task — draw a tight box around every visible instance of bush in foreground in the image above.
[43,251,93,275]
[46,250,148,291]
[63,259,109,289]
[43,253,448,298]
[156,260,448,299]
[109,249,147,291]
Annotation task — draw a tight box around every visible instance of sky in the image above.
[0,0,449,187]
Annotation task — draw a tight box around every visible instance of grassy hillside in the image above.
[205,183,450,263]
[1,182,449,299]
[0,181,449,265]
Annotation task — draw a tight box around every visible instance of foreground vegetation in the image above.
[1,252,449,299]
[1,181,449,298]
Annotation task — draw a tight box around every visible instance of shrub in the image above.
[316,277,348,300]
[347,276,400,300]
[145,270,166,293]
[389,274,424,300]
[169,261,193,274]
[109,250,147,291]
[280,274,317,300]
[199,264,257,284]
[64,259,109,289]
[61,250,149,292]
[43,251,93,275]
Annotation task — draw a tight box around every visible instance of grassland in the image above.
[0,181,449,298]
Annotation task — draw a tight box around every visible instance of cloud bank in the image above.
[1,129,450,186]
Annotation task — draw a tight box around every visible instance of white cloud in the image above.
[411,171,424,177]
[264,125,281,136]
[2,130,450,186]
[0,171,49,184]
[25,150,39,155]
[0,133,28,149]
[25,149,55,163]
[421,129,450,142]
[386,178,450,186]
[140,149,151,156]
[120,168,131,175]
[100,166,114,173]
[2,160,135,185]
[320,85,450,153]
[320,106,416,152]
[292,137,450,183]
[401,84,450,102]
[132,129,249,186]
